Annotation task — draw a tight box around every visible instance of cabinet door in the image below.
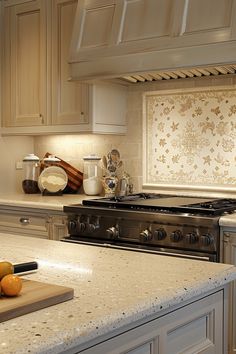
[3,0,47,127]
[223,232,236,354]
[51,0,89,125]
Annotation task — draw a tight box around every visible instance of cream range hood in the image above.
[69,0,236,83]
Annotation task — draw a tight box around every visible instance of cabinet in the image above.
[75,290,225,354]
[69,0,236,80]
[0,205,67,240]
[223,230,236,354]
[1,0,127,135]
[2,0,47,128]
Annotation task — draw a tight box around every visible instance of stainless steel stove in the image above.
[63,193,236,262]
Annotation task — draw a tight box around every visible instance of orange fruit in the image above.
[0,261,14,280]
[1,274,22,296]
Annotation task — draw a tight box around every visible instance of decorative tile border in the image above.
[143,86,236,192]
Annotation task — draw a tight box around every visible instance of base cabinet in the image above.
[77,290,225,354]
[0,206,67,240]
[223,230,236,354]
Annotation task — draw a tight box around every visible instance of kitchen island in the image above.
[0,233,236,354]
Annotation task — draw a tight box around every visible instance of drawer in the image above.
[0,211,49,238]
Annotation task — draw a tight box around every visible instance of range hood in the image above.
[69,0,236,83]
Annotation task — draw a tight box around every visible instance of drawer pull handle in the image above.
[19,217,30,225]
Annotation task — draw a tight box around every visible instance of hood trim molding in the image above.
[69,41,236,82]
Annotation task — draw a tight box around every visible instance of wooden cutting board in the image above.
[0,278,74,322]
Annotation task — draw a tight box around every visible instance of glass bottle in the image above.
[83,155,102,195]
[22,154,40,194]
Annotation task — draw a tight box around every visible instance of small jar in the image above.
[83,155,102,195]
[22,154,40,194]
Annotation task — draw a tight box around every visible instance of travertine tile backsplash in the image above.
[143,86,236,191]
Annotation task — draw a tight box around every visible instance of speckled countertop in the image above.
[0,233,236,354]
[220,213,236,227]
[0,193,94,211]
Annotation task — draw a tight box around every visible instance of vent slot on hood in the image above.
[121,64,236,84]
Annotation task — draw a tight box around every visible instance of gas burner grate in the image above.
[110,193,164,202]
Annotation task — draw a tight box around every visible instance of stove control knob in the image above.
[77,221,86,233]
[170,230,183,242]
[87,223,97,233]
[140,229,152,242]
[86,217,100,233]
[200,234,213,246]
[185,232,199,244]
[106,226,119,239]
[154,228,167,240]
[68,219,77,234]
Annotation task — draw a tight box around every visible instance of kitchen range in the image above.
[63,193,236,263]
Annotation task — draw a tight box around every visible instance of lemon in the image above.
[0,261,14,280]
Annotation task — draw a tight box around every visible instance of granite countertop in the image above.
[0,193,94,211]
[0,233,236,354]
[219,213,236,227]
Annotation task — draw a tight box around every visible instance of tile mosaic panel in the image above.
[143,87,236,190]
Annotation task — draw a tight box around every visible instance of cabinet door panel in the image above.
[73,0,116,50]
[120,0,173,42]
[185,0,233,33]
[8,0,47,126]
[51,0,89,125]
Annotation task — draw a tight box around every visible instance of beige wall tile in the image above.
[0,136,34,193]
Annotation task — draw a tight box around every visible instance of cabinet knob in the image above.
[19,217,30,225]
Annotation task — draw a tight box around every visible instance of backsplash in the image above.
[143,86,236,192]
[0,136,34,193]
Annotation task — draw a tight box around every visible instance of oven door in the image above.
[61,237,218,262]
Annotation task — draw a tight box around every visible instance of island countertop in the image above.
[0,233,236,354]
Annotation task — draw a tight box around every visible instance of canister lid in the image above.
[23,154,40,162]
[83,154,101,161]
[43,155,60,163]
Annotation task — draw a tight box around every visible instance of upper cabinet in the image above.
[69,0,236,80]
[3,0,47,128]
[1,0,127,135]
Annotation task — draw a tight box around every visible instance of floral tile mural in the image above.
[143,87,236,190]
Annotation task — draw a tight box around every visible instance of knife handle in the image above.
[14,261,38,274]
